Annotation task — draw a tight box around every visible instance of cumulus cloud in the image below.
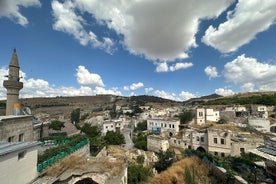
[202,0,276,53]
[215,88,235,96]
[76,65,104,87]
[224,54,276,91]
[145,87,154,93]
[154,90,196,101]
[123,82,144,91]
[0,0,41,26]
[51,0,233,61]
[204,66,219,79]
[179,91,196,101]
[51,0,114,54]
[0,67,122,99]
[156,62,193,72]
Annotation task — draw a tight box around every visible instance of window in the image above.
[221,153,225,157]
[161,123,163,127]
[111,125,113,128]
[178,141,181,145]
[196,136,199,141]
[18,151,26,160]
[214,152,218,156]
[214,138,217,144]
[165,124,167,127]
[221,138,225,144]
[8,136,14,142]
[172,124,175,128]
[199,112,203,116]
[240,148,245,154]
[174,140,176,143]
[19,133,24,142]
[200,137,204,142]
[106,126,108,129]
[169,124,171,128]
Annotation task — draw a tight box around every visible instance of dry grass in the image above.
[46,154,88,177]
[150,156,209,184]
[190,121,241,132]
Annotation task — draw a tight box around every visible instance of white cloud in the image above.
[145,87,154,93]
[224,54,276,91]
[154,90,176,101]
[51,0,114,54]
[204,66,219,79]
[169,62,193,72]
[215,88,235,96]
[156,62,169,72]
[52,0,233,61]
[123,82,144,91]
[241,83,255,92]
[76,65,104,87]
[156,62,193,72]
[0,67,122,99]
[154,90,196,101]
[0,0,41,26]
[179,91,196,101]
[202,0,276,53]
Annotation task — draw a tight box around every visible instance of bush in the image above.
[133,132,147,151]
[128,164,152,184]
[104,131,125,145]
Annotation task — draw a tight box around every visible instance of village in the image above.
[0,50,276,183]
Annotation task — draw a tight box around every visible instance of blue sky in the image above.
[0,0,276,101]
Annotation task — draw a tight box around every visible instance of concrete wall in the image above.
[147,119,180,136]
[0,147,38,184]
[0,115,34,142]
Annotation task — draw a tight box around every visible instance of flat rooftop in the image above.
[0,141,40,156]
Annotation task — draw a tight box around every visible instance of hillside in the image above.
[0,95,181,117]
[184,91,276,106]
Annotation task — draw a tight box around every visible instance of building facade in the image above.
[0,141,39,184]
[147,118,180,137]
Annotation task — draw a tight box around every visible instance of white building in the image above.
[147,118,180,137]
[0,141,40,184]
[225,105,247,112]
[102,120,124,135]
[205,108,220,122]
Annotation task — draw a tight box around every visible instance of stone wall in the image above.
[0,115,34,142]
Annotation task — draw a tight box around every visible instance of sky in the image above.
[0,0,276,101]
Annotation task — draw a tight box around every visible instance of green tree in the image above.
[133,132,147,151]
[49,120,65,131]
[128,164,152,184]
[81,123,101,138]
[136,155,145,165]
[154,150,175,173]
[179,110,194,124]
[218,115,229,124]
[71,108,80,124]
[134,120,147,132]
[104,131,125,145]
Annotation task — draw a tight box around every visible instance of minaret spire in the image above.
[3,49,23,115]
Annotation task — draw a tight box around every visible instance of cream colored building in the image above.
[0,115,34,142]
[195,108,205,125]
[0,141,39,184]
[147,135,169,152]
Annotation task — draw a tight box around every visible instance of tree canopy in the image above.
[71,108,80,124]
[104,131,125,145]
[179,110,194,124]
[49,120,65,131]
[154,150,176,173]
[81,123,101,138]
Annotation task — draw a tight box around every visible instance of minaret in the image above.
[3,49,23,115]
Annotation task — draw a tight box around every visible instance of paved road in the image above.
[121,127,134,150]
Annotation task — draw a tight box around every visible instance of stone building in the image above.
[147,135,169,153]
[0,115,34,142]
[195,108,205,125]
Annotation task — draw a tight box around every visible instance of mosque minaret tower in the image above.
[3,49,23,115]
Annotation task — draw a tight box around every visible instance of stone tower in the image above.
[3,49,23,115]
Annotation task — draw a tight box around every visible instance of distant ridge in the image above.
[184,93,223,105]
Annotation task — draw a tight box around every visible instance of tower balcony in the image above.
[3,80,23,90]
